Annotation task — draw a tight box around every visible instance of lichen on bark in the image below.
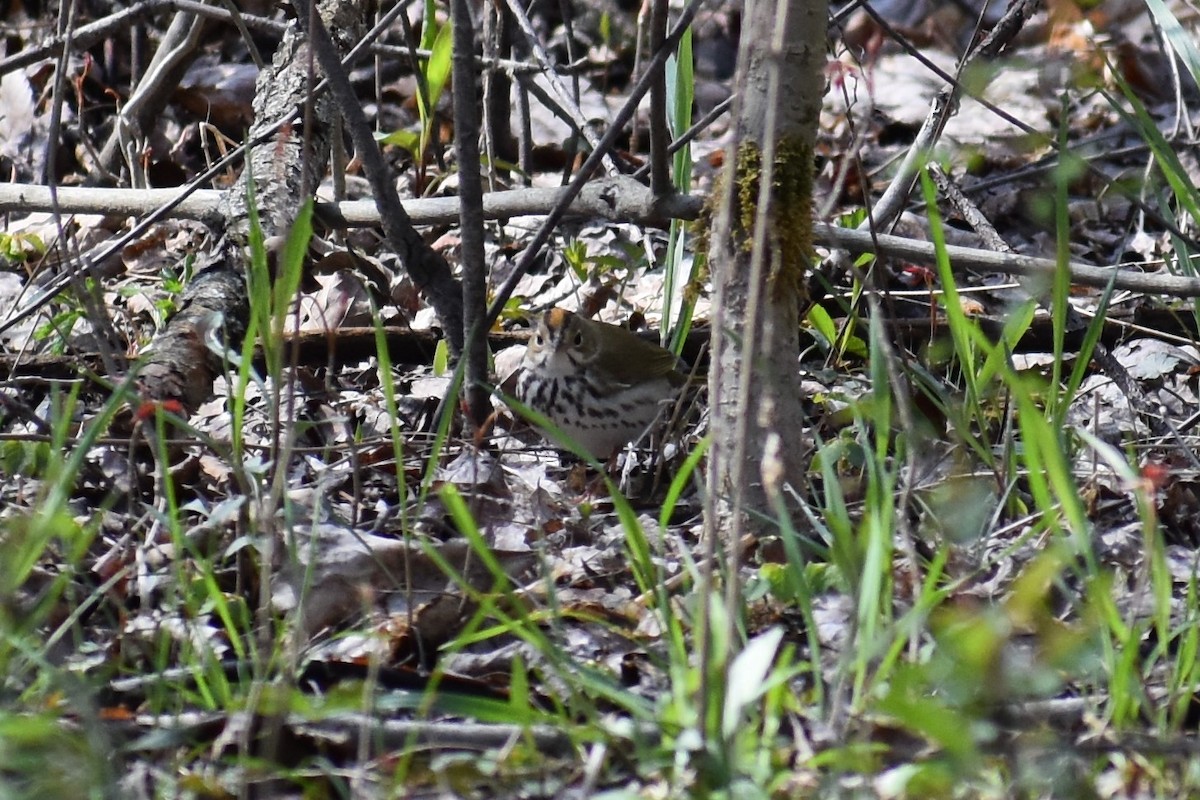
[730,138,814,304]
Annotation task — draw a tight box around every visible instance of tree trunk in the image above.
[706,0,827,537]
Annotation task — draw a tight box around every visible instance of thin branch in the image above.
[0,0,432,338]
[0,0,562,79]
[632,95,735,181]
[862,0,1038,231]
[450,0,490,424]
[647,0,671,195]
[97,8,207,178]
[816,223,1200,297]
[502,0,622,176]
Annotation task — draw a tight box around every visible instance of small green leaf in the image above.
[433,338,449,376]
[377,128,423,160]
[562,240,588,281]
[806,304,837,345]
[499,296,525,322]
[424,23,453,113]
[420,0,437,50]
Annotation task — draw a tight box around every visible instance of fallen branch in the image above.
[815,223,1200,298]
[0,178,704,229]
[5,181,1199,297]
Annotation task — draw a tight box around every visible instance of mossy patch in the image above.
[693,136,815,304]
[732,138,814,301]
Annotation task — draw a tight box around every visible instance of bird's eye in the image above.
[533,333,544,347]
[573,332,584,347]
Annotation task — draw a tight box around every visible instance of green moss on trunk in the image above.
[730,138,814,303]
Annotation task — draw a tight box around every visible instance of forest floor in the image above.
[4,0,1200,797]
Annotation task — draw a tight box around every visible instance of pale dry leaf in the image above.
[274,523,537,635]
[0,70,36,160]
[1113,338,1198,380]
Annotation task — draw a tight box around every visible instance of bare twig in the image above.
[98,8,207,179]
[632,95,735,181]
[0,2,427,339]
[927,162,1011,253]
[450,0,490,425]
[0,0,561,79]
[647,0,671,196]
[865,1,1040,232]
[502,0,622,177]
[0,0,252,76]
[817,223,1200,297]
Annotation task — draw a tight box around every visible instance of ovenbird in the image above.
[517,308,684,458]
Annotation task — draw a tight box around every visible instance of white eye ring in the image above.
[533,333,544,346]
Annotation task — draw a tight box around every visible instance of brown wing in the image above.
[592,324,681,386]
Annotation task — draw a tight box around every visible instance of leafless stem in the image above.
[451,0,490,425]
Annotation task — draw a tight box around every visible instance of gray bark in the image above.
[707,0,828,537]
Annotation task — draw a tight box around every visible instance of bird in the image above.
[516,308,684,459]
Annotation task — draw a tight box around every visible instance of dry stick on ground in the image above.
[926,163,1012,254]
[815,224,1200,298]
[952,135,1200,256]
[0,135,251,341]
[0,0,411,338]
[0,181,705,229]
[113,713,574,757]
[2,0,545,345]
[142,0,453,440]
[860,0,1040,234]
[0,0,555,94]
[854,0,1200,253]
[0,0,245,76]
[0,0,571,80]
